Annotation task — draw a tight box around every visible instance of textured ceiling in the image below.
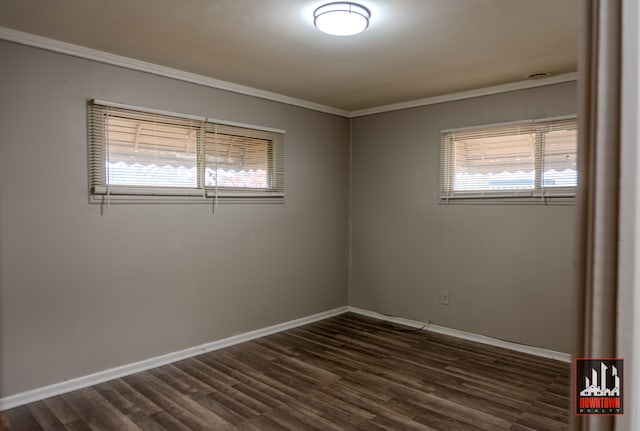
[0,0,579,111]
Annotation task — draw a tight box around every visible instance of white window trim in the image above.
[439,114,577,205]
[91,99,286,135]
[87,100,285,204]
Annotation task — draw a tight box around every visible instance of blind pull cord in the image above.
[104,107,111,214]
[213,123,219,214]
[98,188,111,215]
[201,122,207,200]
[215,124,220,212]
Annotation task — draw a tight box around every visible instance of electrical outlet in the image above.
[441,290,450,305]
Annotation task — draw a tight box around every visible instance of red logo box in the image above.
[575,358,623,416]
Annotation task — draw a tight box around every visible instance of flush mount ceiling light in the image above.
[314,2,371,36]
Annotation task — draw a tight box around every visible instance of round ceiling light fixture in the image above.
[314,2,371,36]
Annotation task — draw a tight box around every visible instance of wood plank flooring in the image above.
[1,313,571,430]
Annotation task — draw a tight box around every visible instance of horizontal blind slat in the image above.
[440,116,577,200]
[88,100,285,199]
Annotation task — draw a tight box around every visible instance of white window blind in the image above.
[88,100,284,202]
[440,116,577,201]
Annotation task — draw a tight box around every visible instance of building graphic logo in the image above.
[575,358,623,415]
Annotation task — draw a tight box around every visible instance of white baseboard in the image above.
[0,306,349,411]
[1,304,572,411]
[347,306,572,363]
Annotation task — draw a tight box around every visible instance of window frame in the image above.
[87,100,285,204]
[439,115,577,204]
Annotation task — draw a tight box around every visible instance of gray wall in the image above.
[0,37,577,399]
[350,82,577,353]
[0,41,350,397]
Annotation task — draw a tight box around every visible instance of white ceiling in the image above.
[0,0,579,112]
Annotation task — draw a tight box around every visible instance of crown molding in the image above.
[0,26,350,117]
[0,26,577,119]
[348,72,579,118]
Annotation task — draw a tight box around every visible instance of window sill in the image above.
[439,195,576,205]
[90,186,285,204]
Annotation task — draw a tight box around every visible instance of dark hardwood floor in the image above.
[1,313,571,430]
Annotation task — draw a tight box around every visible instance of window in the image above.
[88,100,285,202]
[440,116,577,201]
